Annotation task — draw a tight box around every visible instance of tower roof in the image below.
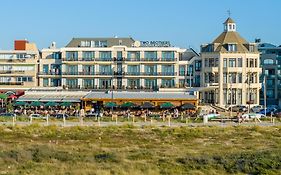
[224,17,235,24]
[212,31,247,44]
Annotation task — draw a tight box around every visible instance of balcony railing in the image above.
[0,82,24,86]
[61,72,177,76]
[38,72,61,75]
[0,70,25,74]
[62,58,176,62]
[0,59,27,62]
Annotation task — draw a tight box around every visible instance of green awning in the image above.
[121,102,137,108]
[30,101,43,107]
[104,102,117,108]
[44,101,59,107]
[13,101,27,106]
[160,102,174,109]
[61,102,72,107]
[0,93,8,99]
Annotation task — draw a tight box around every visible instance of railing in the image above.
[38,72,61,75]
[0,70,25,74]
[61,72,177,76]
[0,59,27,62]
[62,58,176,62]
[0,82,24,85]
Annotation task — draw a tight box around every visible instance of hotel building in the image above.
[258,43,281,108]
[39,38,201,90]
[0,40,40,90]
[200,18,262,107]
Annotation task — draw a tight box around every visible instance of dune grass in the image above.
[0,125,280,174]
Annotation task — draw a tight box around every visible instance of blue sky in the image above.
[0,0,280,51]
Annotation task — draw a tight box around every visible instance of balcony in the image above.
[0,70,25,74]
[0,82,24,86]
[38,71,61,76]
[0,58,27,63]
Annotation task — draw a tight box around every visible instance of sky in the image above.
[0,0,280,51]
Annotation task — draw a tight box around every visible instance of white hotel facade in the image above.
[200,18,262,107]
[39,38,201,90]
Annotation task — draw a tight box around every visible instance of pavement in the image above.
[1,120,280,127]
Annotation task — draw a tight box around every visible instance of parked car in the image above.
[54,113,69,119]
[259,107,277,115]
[29,114,46,119]
[251,105,263,113]
[242,113,266,120]
[203,113,220,119]
[229,105,248,112]
[0,113,16,117]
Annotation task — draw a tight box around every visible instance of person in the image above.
[174,108,179,118]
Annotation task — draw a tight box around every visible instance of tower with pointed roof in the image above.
[200,18,262,108]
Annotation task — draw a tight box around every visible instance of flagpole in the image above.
[263,75,266,116]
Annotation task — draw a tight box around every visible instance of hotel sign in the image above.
[140,41,171,47]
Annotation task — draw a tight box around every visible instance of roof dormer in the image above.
[224,17,236,32]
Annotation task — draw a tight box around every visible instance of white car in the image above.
[29,114,47,120]
[204,113,220,119]
[242,113,266,120]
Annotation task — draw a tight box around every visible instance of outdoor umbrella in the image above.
[121,102,137,108]
[104,102,117,108]
[30,101,43,107]
[61,102,72,107]
[160,102,174,109]
[181,103,196,110]
[44,101,59,107]
[140,102,154,109]
[0,93,8,99]
[0,93,8,108]
[8,94,18,100]
[13,101,27,106]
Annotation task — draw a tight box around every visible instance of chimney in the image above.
[14,40,29,50]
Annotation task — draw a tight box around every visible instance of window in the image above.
[162,65,174,75]
[99,65,112,75]
[43,78,49,87]
[238,73,242,83]
[162,51,174,61]
[65,65,78,75]
[66,79,78,88]
[204,58,209,67]
[65,51,78,61]
[266,90,274,98]
[229,58,236,67]
[52,52,61,59]
[145,79,157,89]
[144,51,157,60]
[209,58,215,67]
[179,65,185,76]
[83,79,94,88]
[127,79,140,88]
[127,51,140,61]
[43,65,49,73]
[144,65,157,75]
[223,73,227,83]
[82,65,95,75]
[238,58,242,67]
[249,45,255,52]
[127,65,140,75]
[264,59,274,65]
[16,77,33,82]
[161,79,175,88]
[195,61,202,71]
[187,65,193,76]
[82,51,94,61]
[223,58,227,68]
[99,51,111,61]
[228,44,237,52]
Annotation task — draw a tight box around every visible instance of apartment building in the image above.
[39,37,201,90]
[200,18,262,107]
[258,43,281,108]
[0,40,40,89]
